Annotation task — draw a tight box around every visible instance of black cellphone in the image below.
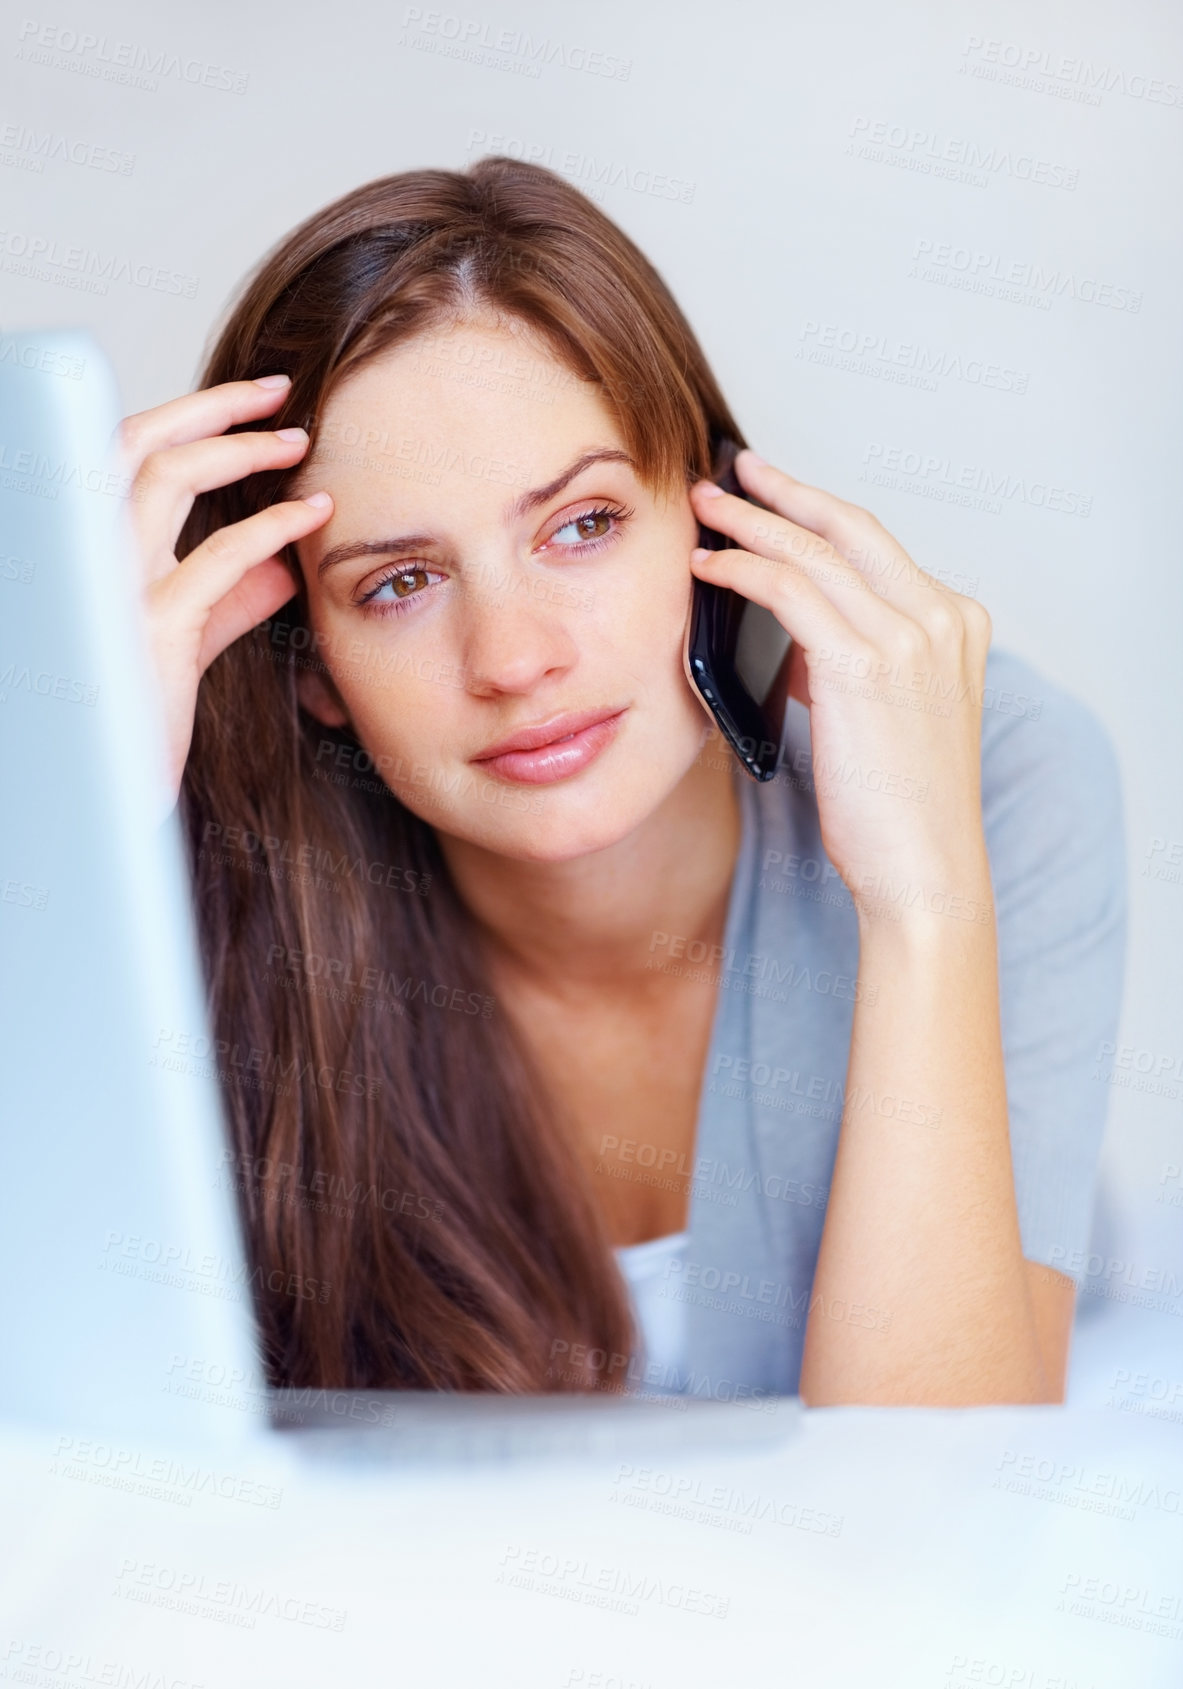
[682,434,793,781]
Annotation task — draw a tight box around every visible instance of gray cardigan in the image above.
[623,647,1127,1400]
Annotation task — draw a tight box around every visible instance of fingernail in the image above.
[691,547,713,563]
[254,373,291,388]
[696,480,724,498]
[276,426,308,442]
[739,448,766,466]
[303,491,332,509]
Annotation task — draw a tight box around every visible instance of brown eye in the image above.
[548,506,626,549]
[363,566,429,604]
[357,563,443,615]
[390,568,428,598]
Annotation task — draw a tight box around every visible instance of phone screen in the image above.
[734,600,790,709]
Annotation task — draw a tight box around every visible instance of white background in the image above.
[3,0,1180,1397]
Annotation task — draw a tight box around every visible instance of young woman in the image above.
[120,157,1125,1406]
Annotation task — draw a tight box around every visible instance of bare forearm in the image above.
[799,879,1050,1406]
[689,452,1053,1404]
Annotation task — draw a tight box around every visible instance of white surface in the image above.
[615,1231,691,1383]
[2,1283,1177,1686]
[1,1395,1180,1687]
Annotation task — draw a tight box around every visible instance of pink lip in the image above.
[470,707,627,785]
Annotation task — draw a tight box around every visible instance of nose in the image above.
[458,564,580,698]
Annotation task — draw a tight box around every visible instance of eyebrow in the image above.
[314,447,636,578]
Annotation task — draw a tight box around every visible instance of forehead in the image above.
[314,314,616,447]
[289,314,635,520]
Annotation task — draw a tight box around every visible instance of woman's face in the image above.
[289,312,712,863]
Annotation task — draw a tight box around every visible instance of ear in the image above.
[294,662,352,730]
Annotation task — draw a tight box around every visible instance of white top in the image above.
[613,1228,690,1383]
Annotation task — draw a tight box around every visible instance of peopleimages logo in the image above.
[910,237,1142,313]
[49,1434,283,1508]
[958,34,1183,109]
[466,129,694,203]
[612,1464,844,1536]
[0,333,85,379]
[15,20,250,94]
[797,319,1030,395]
[0,439,133,500]
[848,114,1079,190]
[399,9,632,81]
[0,1643,202,1689]
[495,1543,729,1618]
[645,931,874,1004]
[0,121,136,175]
[0,227,199,297]
[265,944,495,1018]
[114,1557,347,1631]
[861,442,1092,517]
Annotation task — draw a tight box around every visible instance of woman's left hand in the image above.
[689,450,995,918]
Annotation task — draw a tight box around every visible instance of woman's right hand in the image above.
[115,373,334,810]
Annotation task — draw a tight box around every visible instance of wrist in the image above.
[851,859,995,945]
[845,839,993,929]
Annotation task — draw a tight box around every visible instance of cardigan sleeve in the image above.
[978,647,1128,1288]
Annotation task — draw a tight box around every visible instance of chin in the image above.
[475,808,642,866]
[451,772,672,864]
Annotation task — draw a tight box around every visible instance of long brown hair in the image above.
[180,156,746,1392]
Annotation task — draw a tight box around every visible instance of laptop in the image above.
[0,329,800,1464]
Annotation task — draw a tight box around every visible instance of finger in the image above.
[197,556,300,671]
[708,454,956,622]
[130,428,312,582]
[786,637,812,709]
[692,542,963,723]
[731,457,991,657]
[153,494,332,633]
[690,541,871,663]
[115,375,295,479]
[691,484,914,646]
